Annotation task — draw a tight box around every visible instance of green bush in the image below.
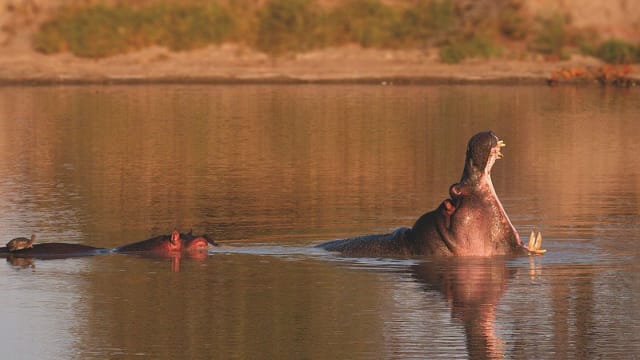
[35,0,596,62]
[498,7,528,40]
[254,0,460,53]
[33,3,235,57]
[528,14,568,59]
[323,0,457,48]
[323,0,400,47]
[34,0,469,58]
[34,5,135,57]
[594,39,639,64]
[398,0,455,45]
[440,34,500,64]
[255,0,323,54]
[152,3,234,51]
[574,28,601,56]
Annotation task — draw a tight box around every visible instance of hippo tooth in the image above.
[528,231,536,250]
[535,232,542,249]
[527,231,546,255]
[534,232,546,254]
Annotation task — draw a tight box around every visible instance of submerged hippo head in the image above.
[113,229,215,254]
[182,233,216,250]
[113,230,182,253]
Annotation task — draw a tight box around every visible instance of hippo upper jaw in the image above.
[459,131,504,187]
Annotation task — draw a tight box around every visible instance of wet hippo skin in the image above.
[0,243,108,259]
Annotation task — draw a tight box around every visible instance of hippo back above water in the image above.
[316,131,544,257]
[0,242,107,259]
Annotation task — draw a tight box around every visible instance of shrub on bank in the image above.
[322,0,400,48]
[34,3,234,57]
[498,5,529,41]
[255,0,323,54]
[594,39,639,64]
[34,0,462,57]
[31,0,640,65]
[528,14,569,60]
[322,0,457,48]
[439,33,500,64]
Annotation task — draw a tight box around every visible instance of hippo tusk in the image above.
[496,140,505,159]
[527,231,546,255]
[528,231,536,249]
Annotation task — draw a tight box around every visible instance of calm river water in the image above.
[0,85,638,359]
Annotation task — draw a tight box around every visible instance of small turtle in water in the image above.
[6,234,36,252]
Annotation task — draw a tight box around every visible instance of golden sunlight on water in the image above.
[0,85,639,359]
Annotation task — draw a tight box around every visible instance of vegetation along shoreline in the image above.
[0,0,638,86]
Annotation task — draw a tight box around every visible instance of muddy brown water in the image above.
[0,85,638,359]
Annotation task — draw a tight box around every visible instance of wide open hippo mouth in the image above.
[463,131,506,181]
[484,138,505,175]
[444,131,545,255]
[448,131,506,202]
[435,131,523,255]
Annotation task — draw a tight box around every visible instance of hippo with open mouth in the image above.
[316,131,545,257]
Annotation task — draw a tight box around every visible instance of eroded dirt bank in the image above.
[1,44,638,85]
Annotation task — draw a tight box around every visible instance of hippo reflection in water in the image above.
[411,258,515,358]
[0,230,215,261]
[317,131,545,257]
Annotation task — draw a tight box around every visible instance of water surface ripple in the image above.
[0,85,638,359]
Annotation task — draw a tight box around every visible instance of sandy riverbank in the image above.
[0,44,638,85]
